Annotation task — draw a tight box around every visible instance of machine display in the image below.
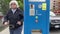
[29,0,46,2]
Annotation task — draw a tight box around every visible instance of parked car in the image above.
[50,11,60,28]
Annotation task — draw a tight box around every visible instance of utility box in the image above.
[24,0,50,34]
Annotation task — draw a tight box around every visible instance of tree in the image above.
[0,0,10,14]
[17,0,23,10]
[0,0,23,15]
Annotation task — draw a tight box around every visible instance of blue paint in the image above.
[24,0,50,34]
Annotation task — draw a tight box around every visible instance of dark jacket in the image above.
[3,8,23,29]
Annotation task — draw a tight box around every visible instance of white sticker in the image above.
[29,9,35,16]
[29,4,35,16]
[29,0,46,2]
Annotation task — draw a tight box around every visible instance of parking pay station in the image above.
[24,0,50,34]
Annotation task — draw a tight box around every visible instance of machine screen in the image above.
[29,0,46,2]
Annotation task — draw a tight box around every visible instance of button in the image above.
[35,20,38,23]
[35,16,38,19]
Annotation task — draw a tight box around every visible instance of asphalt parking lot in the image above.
[50,28,60,34]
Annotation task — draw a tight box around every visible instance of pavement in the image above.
[0,27,24,34]
[0,27,10,34]
[50,28,60,34]
[0,26,60,34]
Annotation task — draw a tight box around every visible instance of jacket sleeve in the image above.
[18,9,24,22]
[19,14,23,22]
[3,12,9,24]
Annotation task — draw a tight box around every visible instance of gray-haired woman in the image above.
[3,1,23,34]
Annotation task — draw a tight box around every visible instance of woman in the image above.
[3,1,23,34]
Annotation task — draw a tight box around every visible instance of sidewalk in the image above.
[0,27,24,34]
[0,27,10,34]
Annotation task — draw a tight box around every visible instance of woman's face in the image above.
[11,2,17,9]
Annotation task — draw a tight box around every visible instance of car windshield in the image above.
[50,11,56,17]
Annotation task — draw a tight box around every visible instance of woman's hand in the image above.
[17,21,21,25]
[4,22,9,26]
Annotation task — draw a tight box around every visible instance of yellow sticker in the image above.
[42,3,47,10]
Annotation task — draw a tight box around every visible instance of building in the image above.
[50,0,60,15]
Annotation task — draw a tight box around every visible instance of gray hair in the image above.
[9,0,19,8]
